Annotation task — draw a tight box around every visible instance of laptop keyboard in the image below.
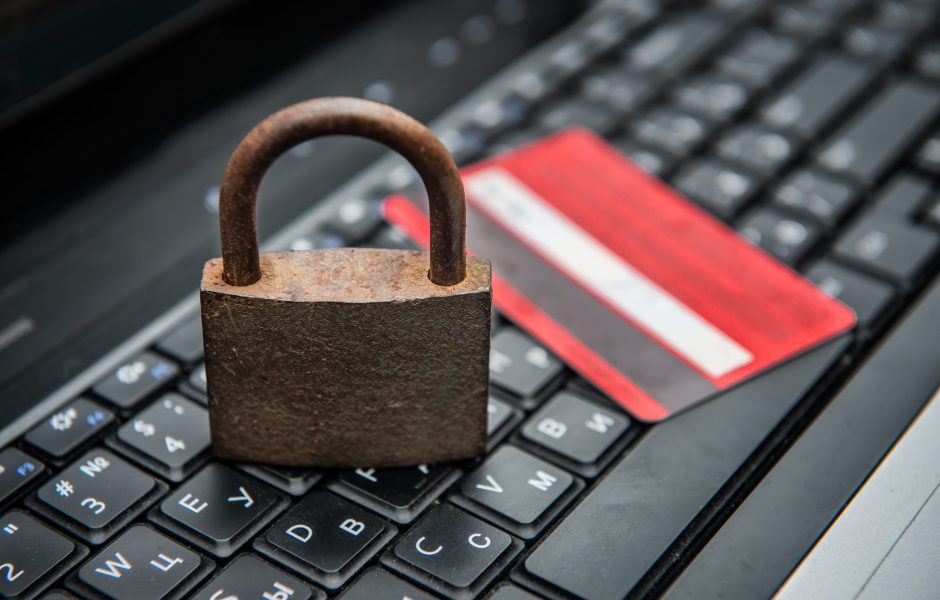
[3,0,940,598]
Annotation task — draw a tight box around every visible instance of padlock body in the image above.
[200,248,492,467]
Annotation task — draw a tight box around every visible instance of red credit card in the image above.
[384,129,855,421]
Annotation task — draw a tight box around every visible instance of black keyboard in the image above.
[3,0,940,598]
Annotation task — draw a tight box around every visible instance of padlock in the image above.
[200,97,492,467]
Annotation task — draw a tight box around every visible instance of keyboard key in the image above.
[25,398,114,459]
[716,29,799,89]
[384,504,519,597]
[770,1,847,40]
[738,209,821,265]
[324,198,383,243]
[872,173,933,218]
[155,316,204,366]
[816,80,940,184]
[0,447,43,505]
[338,568,436,600]
[486,396,519,450]
[674,158,760,219]
[332,463,457,524]
[914,132,940,175]
[239,464,321,497]
[520,338,850,600]
[914,41,940,80]
[93,351,178,409]
[614,140,677,177]
[805,260,895,328]
[489,584,542,600]
[718,125,798,176]
[625,14,724,75]
[188,363,208,397]
[632,107,711,156]
[772,169,859,227]
[256,491,396,590]
[154,464,287,557]
[34,449,163,544]
[115,393,210,480]
[674,75,749,121]
[536,98,619,136]
[75,525,208,600]
[191,554,320,600]
[522,391,630,466]
[843,23,909,61]
[457,446,577,538]
[833,214,940,286]
[762,55,871,140]
[579,68,652,112]
[489,329,563,405]
[0,511,84,598]
[470,98,529,135]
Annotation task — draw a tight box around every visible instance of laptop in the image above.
[1,0,938,598]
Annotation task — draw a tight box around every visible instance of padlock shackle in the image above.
[218,97,466,287]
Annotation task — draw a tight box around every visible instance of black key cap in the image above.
[738,209,820,265]
[114,393,210,480]
[191,554,320,600]
[817,80,940,184]
[833,214,940,285]
[239,464,321,497]
[632,107,711,156]
[536,98,619,136]
[324,198,383,243]
[486,396,518,450]
[0,511,85,598]
[383,504,520,598]
[914,42,940,80]
[674,159,760,219]
[914,132,940,175]
[522,391,630,467]
[718,125,798,176]
[773,169,859,227]
[805,260,895,328]
[33,449,163,544]
[331,463,458,524]
[0,447,43,505]
[489,584,541,599]
[872,173,933,218]
[519,338,850,600]
[489,329,563,406]
[771,1,847,40]
[716,30,799,89]
[456,446,578,538]
[674,75,749,121]
[762,55,871,139]
[470,98,528,135]
[338,568,436,600]
[579,68,652,112]
[625,14,724,76]
[93,351,178,409]
[154,464,287,557]
[255,491,396,590]
[664,279,940,599]
[614,140,677,177]
[155,316,203,366]
[25,398,114,459]
[188,363,207,397]
[74,525,209,600]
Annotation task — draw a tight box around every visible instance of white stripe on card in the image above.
[465,168,753,378]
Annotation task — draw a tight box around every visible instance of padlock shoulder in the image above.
[201,248,491,303]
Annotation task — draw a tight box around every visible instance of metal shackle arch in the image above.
[218,97,467,287]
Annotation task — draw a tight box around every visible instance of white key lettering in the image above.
[95,552,132,578]
[528,470,558,492]
[415,536,443,556]
[286,524,313,543]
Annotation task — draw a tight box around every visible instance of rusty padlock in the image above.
[200,98,492,467]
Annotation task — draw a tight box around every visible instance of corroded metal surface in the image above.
[201,98,492,467]
[219,97,466,286]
